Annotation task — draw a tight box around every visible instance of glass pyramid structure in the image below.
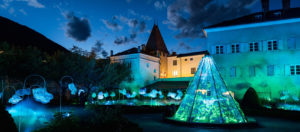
[172,56,247,124]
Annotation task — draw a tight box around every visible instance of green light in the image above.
[172,56,247,124]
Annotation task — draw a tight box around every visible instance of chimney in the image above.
[172,52,176,56]
[282,0,290,10]
[110,50,113,56]
[141,44,146,51]
[261,0,269,12]
[137,46,141,53]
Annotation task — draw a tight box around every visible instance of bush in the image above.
[0,104,18,132]
[36,106,142,132]
[241,87,261,109]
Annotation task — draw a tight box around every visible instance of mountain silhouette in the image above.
[0,16,69,54]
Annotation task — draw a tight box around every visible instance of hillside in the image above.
[0,16,69,54]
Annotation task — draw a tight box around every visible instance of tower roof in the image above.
[146,24,169,54]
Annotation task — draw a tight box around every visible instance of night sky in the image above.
[1,0,300,57]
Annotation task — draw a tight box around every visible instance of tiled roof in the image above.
[205,8,300,29]
[174,50,209,57]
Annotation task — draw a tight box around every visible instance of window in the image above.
[191,67,196,74]
[173,60,177,66]
[190,58,193,61]
[216,45,224,54]
[249,66,255,77]
[146,63,149,68]
[249,42,259,52]
[231,44,240,53]
[230,67,236,77]
[290,65,300,75]
[154,76,157,80]
[173,70,178,77]
[268,40,278,51]
[267,65,274,76]
[154,69,156,73]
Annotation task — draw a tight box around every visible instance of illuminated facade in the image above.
[110,24,207,87]
[204,4,300,102]
[167,52,206,78]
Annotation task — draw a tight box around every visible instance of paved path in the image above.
[125,113,300,132]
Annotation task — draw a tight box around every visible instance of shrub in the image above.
[241,87,261,109]
[0,104,18,132]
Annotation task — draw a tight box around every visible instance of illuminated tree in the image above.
[172,56,247,124]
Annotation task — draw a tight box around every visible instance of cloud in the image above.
[21,0,45,8]
[8,7,14,14]
[0,0,13,9]
[65,12,91,41]
[165,0,258,38]
[102,19,123,31]
[114,32,137,45]
[178,42,192,50]
[19,9,27,15]
[91,40,108,58]
[154,1,166,9]
[139,21,146,32]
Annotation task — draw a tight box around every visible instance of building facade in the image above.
[110,24,207,88]
[204,3,300,102]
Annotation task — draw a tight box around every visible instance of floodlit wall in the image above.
[205,18,300,102]
[167,54,205,78]
[110,53,160,87]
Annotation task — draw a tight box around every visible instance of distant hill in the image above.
[0,16,69,54]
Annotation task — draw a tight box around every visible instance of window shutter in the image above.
[275,65,281,76]
[296,38,300,49]
[278,40,284,50]
[211,46,216,54]
[284,64,291,76]
[262,40,268,52]
[227,44,231,54]
[287,38,296,49]
[222,45,226,54]
[258,41,263,51]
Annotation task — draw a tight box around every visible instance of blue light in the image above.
[8,95,23,104]
[139,88,146,95]
[68,83,77,95]
[97,92,104,100]
[32,87,53,104]
[15,88,31,96]
[78,89,85,96]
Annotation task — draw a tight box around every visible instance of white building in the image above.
[203,0,300,102]
[110,48,160,88]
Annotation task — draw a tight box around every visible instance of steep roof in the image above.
[205,8,300,29]
[145,24,169,54]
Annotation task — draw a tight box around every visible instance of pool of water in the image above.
[6,98,83,132]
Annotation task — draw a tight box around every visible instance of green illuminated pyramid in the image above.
[172,56,247,124]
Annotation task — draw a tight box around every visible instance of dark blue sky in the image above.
[1,0,300,56]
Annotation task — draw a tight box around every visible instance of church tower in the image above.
[145,24,169,78]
